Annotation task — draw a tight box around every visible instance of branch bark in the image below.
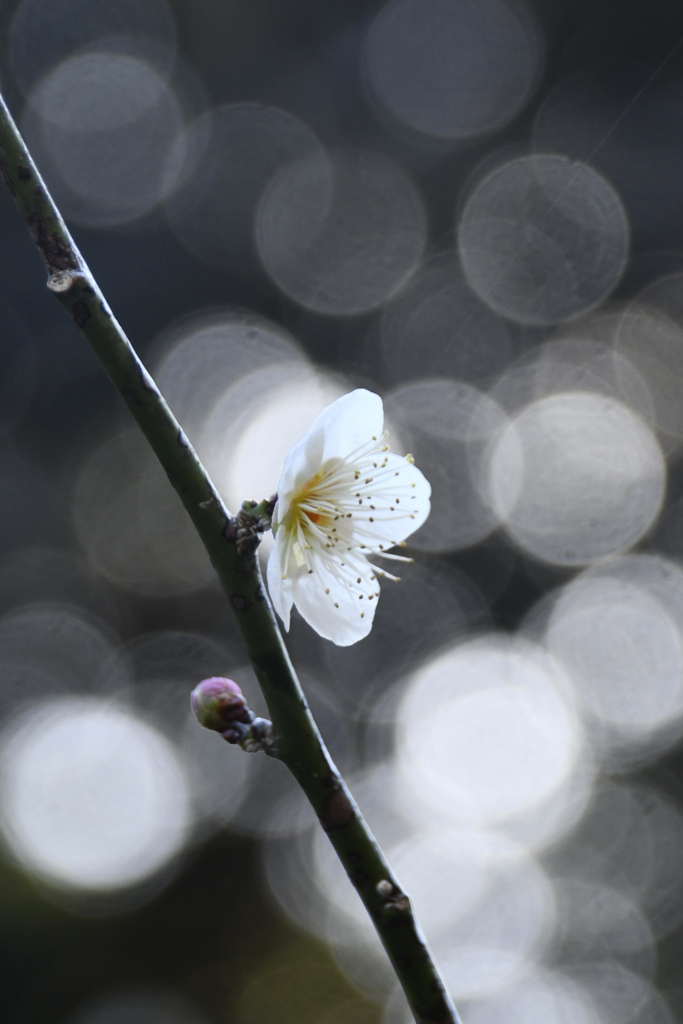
[0,91,461,1024]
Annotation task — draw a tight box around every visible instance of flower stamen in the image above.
[267,390,430,644]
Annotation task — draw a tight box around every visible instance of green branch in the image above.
[0,91,461,1024]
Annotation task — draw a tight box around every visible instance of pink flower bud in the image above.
[190,677,250,732]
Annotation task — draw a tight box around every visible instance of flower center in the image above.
[287,469,330,530]
[276,468,338,573]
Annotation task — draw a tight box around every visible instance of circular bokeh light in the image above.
[22,52,184,227]
[362,0,542,142]
[487,392,665,566]
[256,149,425,315]
[395,636,581,828]
[0,698,191,891]
[459,155,628,325]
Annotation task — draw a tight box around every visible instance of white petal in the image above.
[289,559,378,646]
[266,536,293,631]
[319,389,384,463]
[348,455,432,547]
[275,389,383,511]
[265,388,431,645]
[275,421,326,513]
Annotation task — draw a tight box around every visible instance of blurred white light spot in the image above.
[28,54,167,130]
[165,103,324,272]
[0,698,190,890]
[123,630,246,739]
[616,303,683,454]
[636,268,683,328]
[0,546,120,626]
[567,961,675,1024]
[385,829,519,938]
[583,553,683,644]
[385,380,507,551]
[487,392,665,566]
[263,764,417,949]
[324,559,490,703]
[10,0,177,95]
[422,837,554,999]
[459,155,628,325]
[498,745,595,853]
[263,822,345,941]
[614,786,683,938]
[516,335,653,424]
[380,253,511,388]
[22,53,184,227]
[489,309,653,422]
[181,709,252,833]
[533,62,683,243]
[395,637,581,828]
[546,574,683,740]
[460,970,600,1024]
[154,311,305,444]
[256,149,426,315]
[200,366,344,513]
[315,819,554,1001]
[362,0,543,142]
[554,878,655,974]
[549,780,683,941]
[0,601,127,720]
[73,430,215,596]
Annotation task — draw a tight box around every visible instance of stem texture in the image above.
[0,91,461,1024]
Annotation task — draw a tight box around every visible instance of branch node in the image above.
[233,494,276,555]
[47,268,82,293]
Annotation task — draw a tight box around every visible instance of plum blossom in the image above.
[266,389,431,645]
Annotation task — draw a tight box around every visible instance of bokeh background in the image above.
[4,0,683,1021]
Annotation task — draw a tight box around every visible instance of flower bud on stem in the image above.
[0,90,461,1024]
[191,677,278,756]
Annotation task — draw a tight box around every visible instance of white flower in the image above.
[266,389,431,646]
